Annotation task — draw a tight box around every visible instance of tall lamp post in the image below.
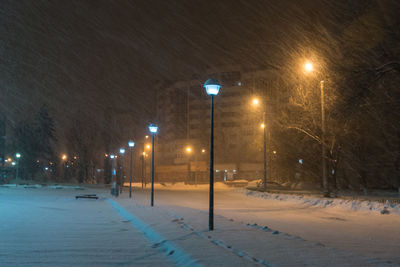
[262,119,267,192]
[119,148,125,193]
[61,154,67,181]
[15,153,21,185]
[252,98,268,192]
[185,146,192,184]
[141,152,147,188]
[148,123,158,207]
[128,140,135,198]
[204,78,221,231]
[110,154,117,196]
[304,61,328,197]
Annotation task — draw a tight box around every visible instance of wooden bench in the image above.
[75,194,99,200]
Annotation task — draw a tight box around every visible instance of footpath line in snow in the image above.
[166,212,275,267]
[106,198,201,267]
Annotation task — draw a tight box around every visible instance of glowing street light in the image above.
[128,140,135,198]
[149,124,158,134]
[204,78,221,231]
[260,123,265,128]
[204,78,221,96]
[252,98,259,106]
[61,154,67,161]
[148,123,158,207]
[304,61,313,73]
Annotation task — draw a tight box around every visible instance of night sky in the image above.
[0,0,398,144]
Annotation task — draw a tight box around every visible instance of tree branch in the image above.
[287,126,321,144]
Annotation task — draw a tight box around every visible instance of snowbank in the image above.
[0,184,84,190]
[245,190,400,215]
[0,184,43,188]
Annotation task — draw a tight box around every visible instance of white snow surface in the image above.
[1,184,399,266]
[244,190,400,215]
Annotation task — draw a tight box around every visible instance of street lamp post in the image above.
[143,136,149,188]
[15,153,21,185]
[119,148,126,194]
[186,146,192,184]
[262,112,267,192]
[204,78,221,231]
[110,154,117,196]
[252,98,268,192]
[304,61,328,197]
[61,154,67,181]
[141,152,146,188]
[128,140,135,198]
[148,123,158,207]
[320,80,328,197]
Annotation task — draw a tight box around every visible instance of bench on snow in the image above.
[75,194,98,200]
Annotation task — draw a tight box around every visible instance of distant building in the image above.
[155,66,284,183]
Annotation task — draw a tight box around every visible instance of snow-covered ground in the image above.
[244,189,400,215]
[0,187,176,266]
[1,184,399,266]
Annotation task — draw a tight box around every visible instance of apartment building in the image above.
[155,66,283,182]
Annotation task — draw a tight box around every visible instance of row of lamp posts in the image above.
[107,80,220,231]
[107,68,324,231]
[109,124,158,205]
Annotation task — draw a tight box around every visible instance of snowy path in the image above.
[1,185,399,266]
[0,187,177,266]
[118,184,400,266]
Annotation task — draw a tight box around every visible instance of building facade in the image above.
[155,66,285,183]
